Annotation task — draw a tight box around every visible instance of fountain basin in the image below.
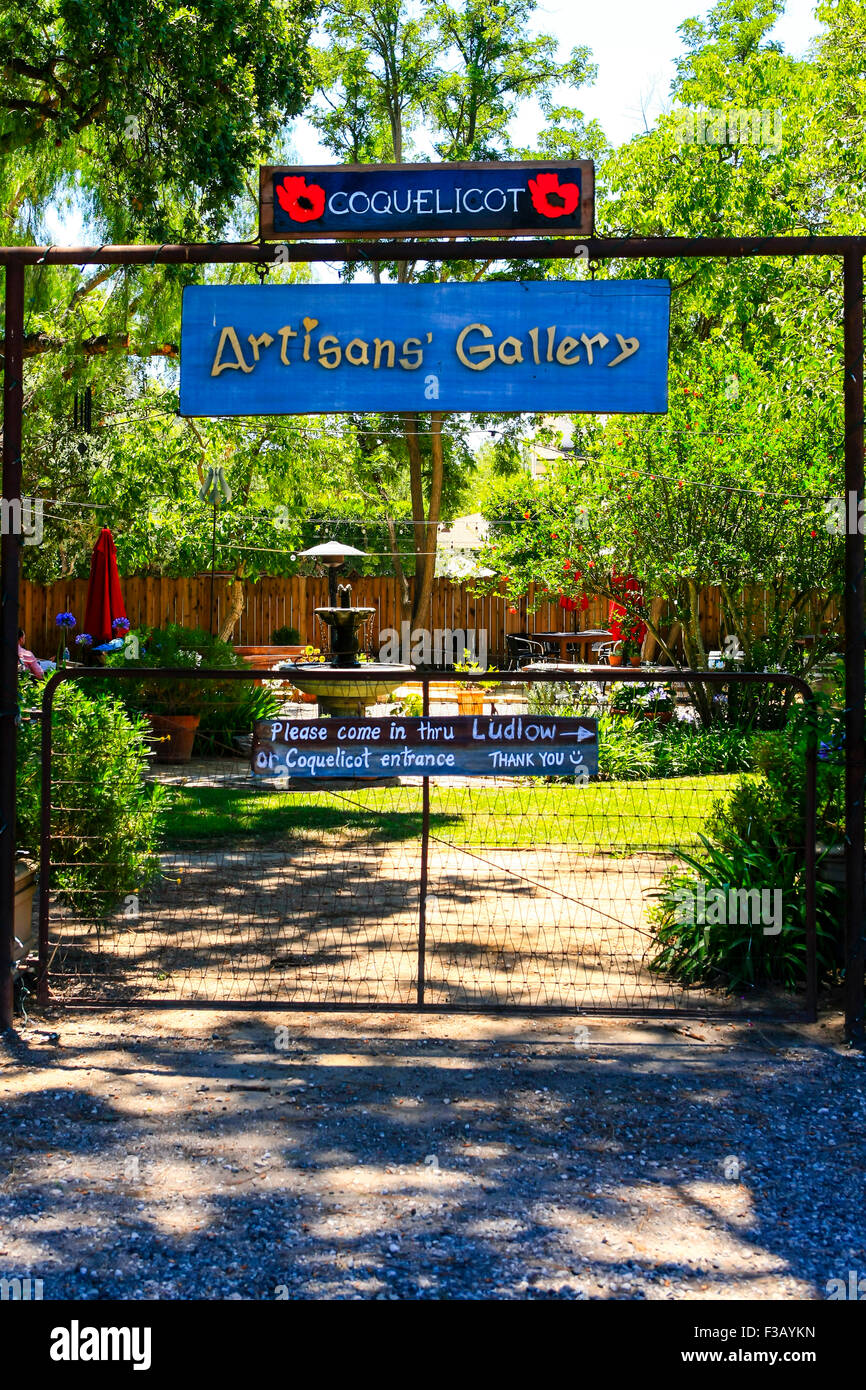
[280,662,416,716]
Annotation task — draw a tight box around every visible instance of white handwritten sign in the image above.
[252,714,598,780]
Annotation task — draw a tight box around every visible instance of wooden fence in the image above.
[19,574,839,663]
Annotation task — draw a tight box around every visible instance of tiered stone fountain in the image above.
[283,541,413,716]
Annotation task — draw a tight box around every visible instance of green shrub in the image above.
[17,675,164,920]
[527,682,602,719]
[596,713,660,780]
[527,682,753,779]
[196,681,283,756]
[103,624,282,756]
[271,625,301,644]
[608,680,675,715]
[392,692,424,718]
[707,706,845,851]
[654,723,753,777]
[104,624,237,716]
[649,832,841,992]
[650,698,846,991]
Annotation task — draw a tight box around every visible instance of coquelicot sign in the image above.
[259,160,594,239]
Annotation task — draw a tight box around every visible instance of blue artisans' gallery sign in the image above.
[259,161,594,239]
[251,715,599,780]
[179,280,670,416]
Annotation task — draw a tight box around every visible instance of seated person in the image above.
[18,628,56,679]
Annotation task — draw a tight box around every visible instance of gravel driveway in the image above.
[1,1008,863,1300]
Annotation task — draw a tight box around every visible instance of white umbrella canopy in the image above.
[296,541,367,561]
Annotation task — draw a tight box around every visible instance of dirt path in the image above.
[1,1008,862,1301]
[48,845,722,1013]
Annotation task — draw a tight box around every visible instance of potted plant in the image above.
[636,683,676,721]
[108,625,218,762]
[392,691,424,718]
[454,649,495,716]
[608,641,624,667]
[14,859,36,967]
[607,680,640,716]
[623,636,642,667]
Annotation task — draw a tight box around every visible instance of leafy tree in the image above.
[309,0,597,629]
[21,379,480,640]
[480,347,843,721]
[1,0,316,240]
[596,0,858,403]
[1,0,321,644]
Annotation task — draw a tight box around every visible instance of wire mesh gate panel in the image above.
[36,668,818,1017]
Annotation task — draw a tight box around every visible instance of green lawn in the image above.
[160,775,739,853]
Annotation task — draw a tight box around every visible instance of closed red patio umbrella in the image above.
[83,527,128,647]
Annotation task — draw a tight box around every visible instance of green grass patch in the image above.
[160,775,739,853]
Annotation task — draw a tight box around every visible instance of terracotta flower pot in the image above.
[457,689,486,717]
[608,654,623,667]
[147,713,200,763]
[629,656,642,667]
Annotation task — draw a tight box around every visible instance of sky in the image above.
[292,0,823,162]
[44,0,823,246]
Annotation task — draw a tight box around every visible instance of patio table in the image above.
[531,629,614,660]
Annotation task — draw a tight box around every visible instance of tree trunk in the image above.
[719,581,753,665]
[682,580,713,724]
[218,565,247,644]
[401,410,439,632]
[410,411,444,632]
[642,596,666,661]
[382,509,411,625]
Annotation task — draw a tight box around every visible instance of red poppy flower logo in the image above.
[527,171,580,219]
[276,175,326,223]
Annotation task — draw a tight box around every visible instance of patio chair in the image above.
[590,639,617,695]
[505,634,549,669]
[591,640,617,665]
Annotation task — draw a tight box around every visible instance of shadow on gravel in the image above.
[0,1014,860,1300]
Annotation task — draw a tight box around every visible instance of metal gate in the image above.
[34,666,818,1018]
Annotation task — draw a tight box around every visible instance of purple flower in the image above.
[55,611,76,629]
[75,633,93,647]
[112,617,131,632]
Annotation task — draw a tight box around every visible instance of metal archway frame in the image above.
[1,233,863,1038]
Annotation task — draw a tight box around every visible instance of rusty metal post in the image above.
[418,676,430,1005]
[37,670,63,1005]
[803,690,818,1023]
[0,261,24,1031]
[843,251,866,1044]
